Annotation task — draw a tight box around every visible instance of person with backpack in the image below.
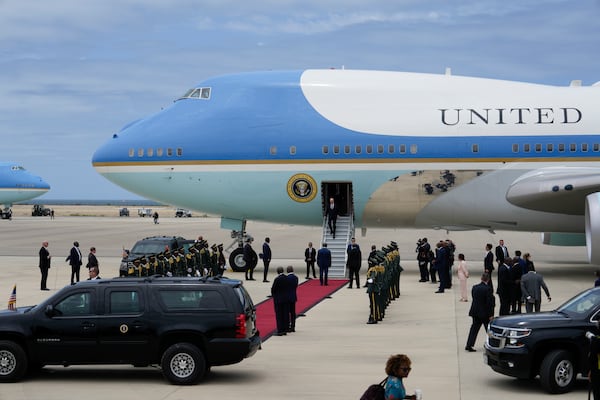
[384,354,417,399]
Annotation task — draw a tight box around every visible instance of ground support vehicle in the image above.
[31,204,51,216]
[175,208,192,217]
[137,208,152,217]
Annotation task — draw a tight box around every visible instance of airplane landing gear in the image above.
[226,229,253,272]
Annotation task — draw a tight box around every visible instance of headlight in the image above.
[505,328,531,347]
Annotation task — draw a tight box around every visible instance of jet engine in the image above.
[585,193,600,264]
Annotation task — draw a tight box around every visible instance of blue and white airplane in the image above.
[92,69,600,264]
[0,162,50,218]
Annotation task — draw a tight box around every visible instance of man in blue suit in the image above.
[317,243,332,286]
[261,237,272,282]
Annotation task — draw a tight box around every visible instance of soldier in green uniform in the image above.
[217,244,226,275]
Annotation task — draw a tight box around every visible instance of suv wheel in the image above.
[539,349,575,394]
[161,343,206,385]
[0,340,28,382]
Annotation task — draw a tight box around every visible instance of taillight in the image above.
[235,314,246,338]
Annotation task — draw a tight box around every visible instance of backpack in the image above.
[360,377,387,400]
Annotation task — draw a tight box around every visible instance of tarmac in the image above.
[0,214,595,400]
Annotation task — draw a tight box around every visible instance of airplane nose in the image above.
[36,176,51,191]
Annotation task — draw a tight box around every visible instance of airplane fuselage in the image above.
[0,162,50,207]
[92,70,600,237]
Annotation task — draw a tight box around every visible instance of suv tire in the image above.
[161,343,205,385]
[0,340,28,382]
[539,349,575,394]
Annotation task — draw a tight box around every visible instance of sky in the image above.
[1,0,600,200]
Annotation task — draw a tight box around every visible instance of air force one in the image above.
[0,162,50,219]
[92,68,600,267]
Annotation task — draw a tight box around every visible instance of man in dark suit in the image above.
[66,241,83,285]
[38,241,51,290]
[484,243,495,291]
[87,246,99,273]
[465,273,495,352]
[317,243,331,286]
[434,241,449,293]
[304,242,316,279]
[261,237,272,282]
[243,238,258,280]
[346,238,362,288]
[271,266,290,336]
[497,259,513,316]
[495,239,509,267]
[286,266,299,332]
[325,197,338,238]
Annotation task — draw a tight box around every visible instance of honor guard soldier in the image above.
[165,250,174,276]
[176,248,187,276]
[140,257,150,277]
[209,244,219,276]
[366,255,385,324]
[217,244,226,275]
[182,247,195,276]
[148,255,158,275]
[187,246,198,276]
[129,258,141,277]
[200,242,210,276]
[192,243,204,275]
[156,253,166,275]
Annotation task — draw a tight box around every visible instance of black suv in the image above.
[0,276,261,384]
[120,236,194,276]
[484,287,600,393]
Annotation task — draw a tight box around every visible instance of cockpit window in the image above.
[11,165,25,171]
[178,87,211,101]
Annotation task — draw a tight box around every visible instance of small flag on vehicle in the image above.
[7,284,16,311]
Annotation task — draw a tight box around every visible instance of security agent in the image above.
[587,322,600,399]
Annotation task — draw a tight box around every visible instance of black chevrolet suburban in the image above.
[120,236,194,276]
[484,286,600,393]
[0,276,261,384]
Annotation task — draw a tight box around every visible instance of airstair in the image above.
[321,214,354,278]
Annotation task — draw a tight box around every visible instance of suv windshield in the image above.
[557,288,600,317]
[131,241,172,255]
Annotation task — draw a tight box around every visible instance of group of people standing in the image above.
[485,240,551,315]
[38,240,100,290]
[270,266,299,336]
[464,239,551,352]
[243,236,273,282]
[416,237,456,294]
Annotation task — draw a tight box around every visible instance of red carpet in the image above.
[255,278,348,340]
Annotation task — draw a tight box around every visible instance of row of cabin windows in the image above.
[270,144,418,156]
[129,142,600,158]
[512,142,600,153]
[129,148,183,158]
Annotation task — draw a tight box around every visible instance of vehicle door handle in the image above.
[132,320,144,329]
